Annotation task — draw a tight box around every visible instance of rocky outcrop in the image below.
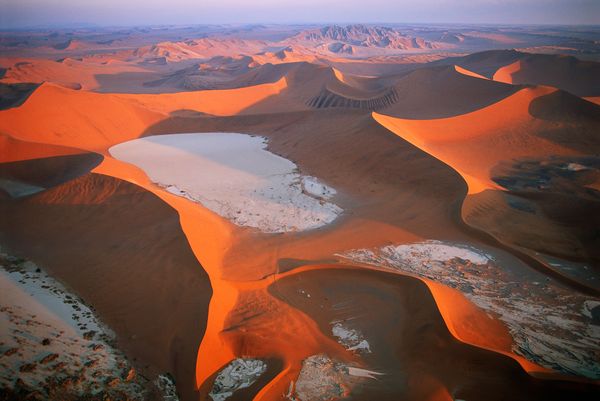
[294,24,439,50]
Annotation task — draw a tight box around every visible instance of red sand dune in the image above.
[0,79,287,152]
[434,49,524,78]
[382,64,519,118]
[61,146,568,395]
[0,57,151,90]
[493,54,600,97]
[373,85,585,193]
[584,96,600,105]
[0,134,83,163]
[373,84,600,286]
[2,44,599,400]
[0,172,212,401]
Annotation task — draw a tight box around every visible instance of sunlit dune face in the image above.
[493,60,521,84]
[453,65,488,80]
[0,78,287,153]
[373,86,579,194]
[584,96,600,106]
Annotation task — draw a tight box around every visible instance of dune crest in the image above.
[453,64,489,80]
[373,86,574,194]
[493,60,521,84]
[492,54,600,97]
[0,78,288,152]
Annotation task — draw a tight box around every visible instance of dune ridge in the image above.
[373,84,600,292]
[2,45,600,400]
[0,78,287,152]
[373,85,578,193]
[493,54,600,97]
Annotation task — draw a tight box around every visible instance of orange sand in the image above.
[492,60,521,84]
[373,86,578,194]
[0,79,287,153]
[2,62,589,399]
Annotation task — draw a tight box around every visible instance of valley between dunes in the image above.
[1,48,599,401]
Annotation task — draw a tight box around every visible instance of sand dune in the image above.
[133,38,269,63]
[132,108,600,385]
[0,57,151,91]
[0,82,165,152]
[0,78,287,152]
[223,61,519,117]
[85,112,490,399]
[381,64,519,118]
[584,96,600,106]
[0,134,84,163]
[2,36,600,401]
[0,152,102,198]
[339,241,600,378]
[493,54,600,97]
[432,49,524,78]
[262,62,518,116]
[251,47,322,65]
[373,85,600,288]
[0,173,213,401]
[271,267,599,400]
[0,82,39,110]
[373,86,587,193]
[87,157,346,399]
[51,39,88,51]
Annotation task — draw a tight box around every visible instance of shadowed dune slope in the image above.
[373,86,600,286]
[373,86,599,193]
[0,152,103,196]
[0,173,212,401]
[0,82,39,110]
[494,54,600,97]
[432,49,525,78]
[271,267,600,401]
[383,65,520,118]
[246,62,519,117]
[0,134,85,163]
[527,89,600,152]
[241,62,343,113]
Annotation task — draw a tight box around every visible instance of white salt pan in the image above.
[291,354,380,401]
[209,358,266,401]
[331,322,371,353]
[110,133,342,233]
[338,241,600,379]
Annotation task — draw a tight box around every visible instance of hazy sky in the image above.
[2,0,599,28]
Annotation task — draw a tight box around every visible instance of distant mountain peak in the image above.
[293,24,439,51]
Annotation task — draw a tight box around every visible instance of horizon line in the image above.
[3,21,600,32]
